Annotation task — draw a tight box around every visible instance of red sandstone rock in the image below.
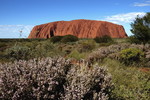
[28,19,127,38]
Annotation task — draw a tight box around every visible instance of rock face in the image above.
[28,19,127,38]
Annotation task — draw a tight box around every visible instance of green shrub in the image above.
[0,42,12,52]
[31,41,56,58]
[98,42,113,47]
[5,45,30,60]
[0,57,112,99]
[61,35,78,43]
[23,40,65,58]
[119,48,144,65]
[0,43,7,48]
[94,35,113,43]
[50,36,63,43]
[78,40,97,53]
[41,41,54,51]
[67,50,87,60]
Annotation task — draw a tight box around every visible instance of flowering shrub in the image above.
[86,43,150,64]
[0,57,112,100]
[64,62,112,100]
[0,57,71,99]
[86,44,130,63]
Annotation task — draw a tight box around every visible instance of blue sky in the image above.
[0,0,149,38]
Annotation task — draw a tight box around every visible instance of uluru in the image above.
[28,19,127,38]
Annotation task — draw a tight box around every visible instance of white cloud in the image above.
[104,12,146,24]
[134,1,150,7]
[0,25,34,38]
[103,12,146,36]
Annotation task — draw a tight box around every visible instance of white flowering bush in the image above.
[87,43,150,65]
[0,57,112,100]
[86,44,127,63]
[64,62,112,100]
[0,57,71,99]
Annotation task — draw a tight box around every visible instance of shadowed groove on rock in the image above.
[28,19,127,38]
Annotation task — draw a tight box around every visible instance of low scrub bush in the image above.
[94,35,113,43]
[119,48,144,65]
[5,45,30,61]
[29,41,63,58]
[86,44,128,63]
[0,57,112,100]
[86,43,149,64]
[61,35,78,43]
[67,50,87,60]
[86,47,108,63]
[50,36,63,43]
[78,40,97,53]
[0,43,7,49]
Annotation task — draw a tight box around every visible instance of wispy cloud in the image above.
[134,1,150,7]
[0,25,34,38]
[104,12,146,24]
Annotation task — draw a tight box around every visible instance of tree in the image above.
[130,12,150,43]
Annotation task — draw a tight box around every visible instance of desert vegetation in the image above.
[0,37,150,100]
[0,13,150,99]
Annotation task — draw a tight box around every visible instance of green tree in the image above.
[131,12,150,43]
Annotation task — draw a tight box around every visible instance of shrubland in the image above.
[100,58,150,100]
[0,36,150,99]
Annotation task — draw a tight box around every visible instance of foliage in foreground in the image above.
[0,57,112,100]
